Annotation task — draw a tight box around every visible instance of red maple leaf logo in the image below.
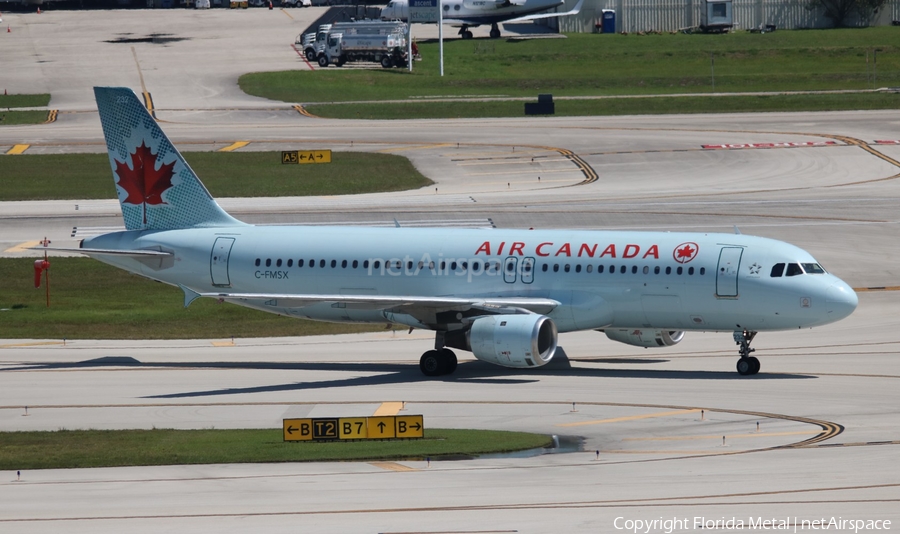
[673,242,699,264]
[114,142,176,225]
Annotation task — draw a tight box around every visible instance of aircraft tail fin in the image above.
[93,87,244,231]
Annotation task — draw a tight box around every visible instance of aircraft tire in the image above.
[490,28,500,38]
[736,358,754,376]
[748,356,761,375]
[465,30,474,39]
[420,350,443,376]
[440,348,458,375]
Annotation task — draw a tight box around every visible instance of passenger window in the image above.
[373,260,380,269]
[631,266,637,274]
[586,264,593,273]
[575,264,581,273]
[598,265,604,273]
[266,259,272,267]
[352,260,358,268]
[542,264,548,272]
[771,263,785,277]
[276,259,282,267]
[553,264,559,272]
[609,265,615,274]
[786,263,803,276]
[666,266,672,275]
[255,258,260,267]
[331,260,337,268]
[564,264,570,273]
[677,266,683,275]
[342,260,348,268]
[363,260,369,269]
[451,261,458,270]
[309,259,315,268]
[700,267,706,275]
[654,266,660,274]
[287,259,293,267]
[620,265,626,274]
[688,267,694,275]
[320,259,326,268]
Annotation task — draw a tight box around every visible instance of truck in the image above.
[316,22,409,68]
[297,21,407,64]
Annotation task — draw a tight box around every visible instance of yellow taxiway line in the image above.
[4,240,41,253]
[373,401,404,416]
[218,141,250,152]
[557,409,700,428]
[6,144,30,155]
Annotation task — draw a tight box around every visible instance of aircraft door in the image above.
[521,257,535,284]
[210,237,235,287]
[503,257,518,283]
[716,246,743,298]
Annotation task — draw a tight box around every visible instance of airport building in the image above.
[554,0,900,33]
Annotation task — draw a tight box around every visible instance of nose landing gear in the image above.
[734,330,760,375]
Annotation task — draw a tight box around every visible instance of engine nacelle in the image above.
[604,328,685,348]
[447,314,558,369]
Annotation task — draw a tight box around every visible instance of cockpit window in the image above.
[785,263,804,277]
[770,263,785,277]
[801,263,826,274]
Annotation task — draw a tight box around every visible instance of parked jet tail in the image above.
[93,87,244,232]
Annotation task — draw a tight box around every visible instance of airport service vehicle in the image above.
[301,22,405,63]
[317,24,409,68]
[65,87,858,378]
[381,0,583,39]
[296,31,318,60]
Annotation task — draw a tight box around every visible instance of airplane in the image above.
[56,87,858,378]
[380,0,584,39]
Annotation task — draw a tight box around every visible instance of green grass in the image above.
[240,28,900,118]
[0,258,389,339]
[0,94,51,108]
[0,152,432,201]
[308,92,900,119]
[0,428,553,469]
[0,110,52,126]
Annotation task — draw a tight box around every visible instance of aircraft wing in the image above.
[505,0,582,22]
[180,285,559,316]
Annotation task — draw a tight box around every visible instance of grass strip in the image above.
[0,258,388,339]
[0,428,552,469]
[0,151,432,201]
[0,110,52,126]
[240,28,900,108]
[0,94,51,109]
[306,92,900,119]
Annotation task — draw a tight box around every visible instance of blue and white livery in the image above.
[75,87,858,377]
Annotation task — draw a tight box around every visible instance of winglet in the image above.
[733,225,742,235]
[180,284,202,308]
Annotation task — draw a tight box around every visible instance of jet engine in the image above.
[446,314,558,368]
[604,328,684,348]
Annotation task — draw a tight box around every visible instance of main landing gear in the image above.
[458,25,474,39]
[419,348,458,377]
[489,23,501,39]
[734,330,760,375]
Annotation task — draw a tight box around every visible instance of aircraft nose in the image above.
[826,280,858,320]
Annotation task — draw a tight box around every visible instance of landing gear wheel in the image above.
[439,348,457,375]
[317,55,329,67]
[381,56,393,68]
[420,350,443,376]
[733,329,759,376]
[748,356,760,375]
[463,30,473,39]
[489,24,500,38]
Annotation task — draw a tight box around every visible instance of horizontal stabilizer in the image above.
[30,247,173,257]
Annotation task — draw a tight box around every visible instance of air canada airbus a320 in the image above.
[61,87,858,377]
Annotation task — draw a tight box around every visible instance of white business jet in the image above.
[381,0,584,39]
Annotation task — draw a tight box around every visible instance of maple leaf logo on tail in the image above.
[114,142,176,226]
